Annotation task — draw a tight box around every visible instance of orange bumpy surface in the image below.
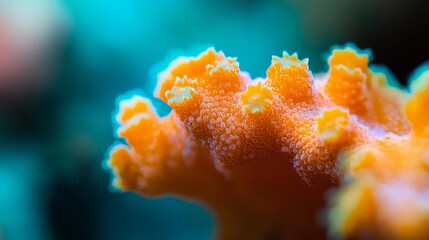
[107,45,429,239]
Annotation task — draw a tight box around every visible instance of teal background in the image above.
[0,0,427,239]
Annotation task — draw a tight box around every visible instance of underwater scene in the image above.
[0,0,428,239]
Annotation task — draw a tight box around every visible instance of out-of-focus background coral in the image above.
[0,0,427,239]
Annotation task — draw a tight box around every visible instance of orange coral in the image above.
[328,69,429,239]
[107,45,429,239]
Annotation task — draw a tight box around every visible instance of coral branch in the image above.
[107,45,429,239]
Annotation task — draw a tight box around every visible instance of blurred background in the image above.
[0,0,427,239]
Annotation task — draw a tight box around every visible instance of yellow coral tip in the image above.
[272,51,307,68]
[317,108,350,143]
[208,58,238,76]
[241,82,272,114]
[175,75,197,87]
[166,86,196,106]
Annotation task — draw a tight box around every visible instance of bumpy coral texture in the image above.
[107,45,429,239]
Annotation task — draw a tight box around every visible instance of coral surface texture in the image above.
[107,45,429,239]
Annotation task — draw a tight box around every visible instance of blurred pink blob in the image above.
[0,21,20,88]
[0,0,69,102]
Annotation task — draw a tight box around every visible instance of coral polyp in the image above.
[241,81,273,114]
[107,45,429,239]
